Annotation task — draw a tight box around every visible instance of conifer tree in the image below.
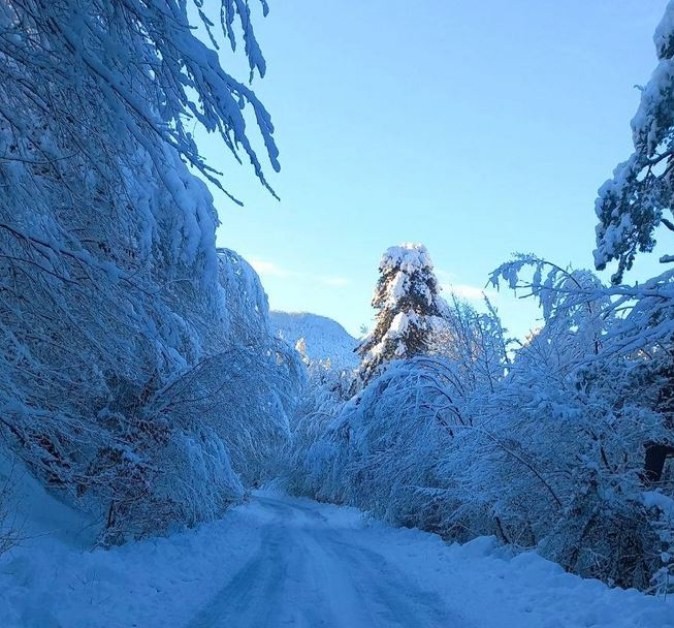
[594,2,674,282]
[356,243,448,386]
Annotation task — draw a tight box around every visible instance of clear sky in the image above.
[198,0,669,339]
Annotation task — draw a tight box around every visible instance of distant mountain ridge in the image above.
[269,311,359,370]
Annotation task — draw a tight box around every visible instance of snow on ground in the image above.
[1,487,672,628]
[270,311,359,370]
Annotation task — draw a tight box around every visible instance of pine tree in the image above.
[594,3,674,283]
[356,243,448,386]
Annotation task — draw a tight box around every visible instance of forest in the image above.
[1,1,674,622]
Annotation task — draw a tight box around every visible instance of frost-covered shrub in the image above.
[296,357,467,521]
[538,486,657,590]
[477,256,672,588]
[0,235,301,543]
[645,492,674,594]
[453,359,662,586]
[285,357,353,499]
[289,252,674,590]
[310,358,457,520]
[150,343,302,490]
[428,294,510,394]
[287,277,510,532]
[218,249,275,345]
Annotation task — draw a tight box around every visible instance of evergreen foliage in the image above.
[356,243,449,386]
[594,2,674,283]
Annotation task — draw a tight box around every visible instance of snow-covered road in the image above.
[1,487,673,627]
[186,495,461,628]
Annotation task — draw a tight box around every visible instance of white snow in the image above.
[380,243,434,275]
[645,490,674,519]
[655,2,674,59]
[389,311,411,336]
[1,490,672,628]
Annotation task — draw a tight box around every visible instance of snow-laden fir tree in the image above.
[594,1,674,283]
[356,243,449,386]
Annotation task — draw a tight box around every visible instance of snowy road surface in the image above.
[186,495,461,628]
[1,489,673,627]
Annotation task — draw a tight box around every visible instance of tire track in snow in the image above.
[316,533,454,628]
[184,494,469,628]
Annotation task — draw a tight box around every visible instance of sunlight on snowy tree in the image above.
[356,243,449,387]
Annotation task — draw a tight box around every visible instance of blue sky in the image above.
[199,0,669,339]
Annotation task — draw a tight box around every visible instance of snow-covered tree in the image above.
[594,2,674,283]
[428,293,510,395]
[592,3,674,528]
[356,243,449,385]
[286,246,674,592]
[0,0,301,542]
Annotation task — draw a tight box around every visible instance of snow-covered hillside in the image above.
[270,312,359,370]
